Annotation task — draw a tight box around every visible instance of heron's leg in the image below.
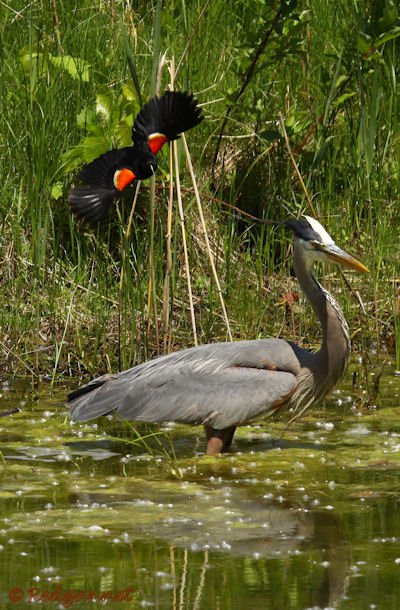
[204,425,237,455]
[222,426,236,451]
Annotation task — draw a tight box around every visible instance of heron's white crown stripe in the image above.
[304,215,335,245]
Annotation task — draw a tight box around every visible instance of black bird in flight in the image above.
[68,91,203,223]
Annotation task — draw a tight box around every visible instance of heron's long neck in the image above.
[293,249,351,391]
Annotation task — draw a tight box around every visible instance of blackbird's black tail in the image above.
[68,186,117,223]
[133,91,203,145]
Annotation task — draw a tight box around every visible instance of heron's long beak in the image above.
[322,243,369,273]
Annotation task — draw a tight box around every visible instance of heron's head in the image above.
[284,216,369,273]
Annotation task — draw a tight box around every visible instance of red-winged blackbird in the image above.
[68,91,203,224]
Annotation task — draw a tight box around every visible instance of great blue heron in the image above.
[68,216,368,454]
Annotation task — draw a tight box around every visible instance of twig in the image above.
[122,180,141,240]
[162,143,175,354]
[147,175,160,353]
[154,183,276,225]
[173,140,198,345]
[147,44,164,354]
[162,63,176,353]
[182,133,233,341]
[118,181,142,370]
[51,0,63,54]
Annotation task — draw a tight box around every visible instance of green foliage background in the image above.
[0,0,399,378]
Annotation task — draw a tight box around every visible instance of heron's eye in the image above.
[310,240,325,252]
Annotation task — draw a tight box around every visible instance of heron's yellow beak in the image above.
[322,243,369,273]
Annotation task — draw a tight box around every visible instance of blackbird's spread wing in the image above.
[68,148,136,222]
[69,340,300,429]
[75,148,135,188]
[132,91,203,154]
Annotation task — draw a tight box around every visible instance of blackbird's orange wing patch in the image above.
[148,132,168,154]
[113,168,136,191]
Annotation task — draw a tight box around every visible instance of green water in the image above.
[0,364,400,610]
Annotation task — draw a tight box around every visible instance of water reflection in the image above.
[0,507,350,610]
[0,370,400,609]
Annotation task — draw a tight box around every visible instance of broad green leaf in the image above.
[51,182,64,200]
[115,121,134,146]
[19,47,48,78]
[332,91,356,109]
[95,88,113,123]
[81,135,111,162]
[357,32,373,54]
[61,146,86,173]
[49,54,91,81]
[334,74,349,90]
[62,136,110,173]
[76,107,97,130]
[374,26,400,48]
[121,82,138,103]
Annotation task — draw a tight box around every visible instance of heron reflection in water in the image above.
[68,216,368,454]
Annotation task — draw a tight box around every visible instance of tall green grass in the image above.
[0,0,399,378]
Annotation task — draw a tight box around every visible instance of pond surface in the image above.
[0,362,400,610]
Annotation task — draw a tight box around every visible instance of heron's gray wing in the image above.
[70,363,296,429]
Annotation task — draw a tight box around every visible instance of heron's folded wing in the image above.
[70,365,297,429]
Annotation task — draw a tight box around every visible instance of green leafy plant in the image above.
[62,81,140,173]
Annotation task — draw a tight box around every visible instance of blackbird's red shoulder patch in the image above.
[148,132,168,154]
[113,168,136,191]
